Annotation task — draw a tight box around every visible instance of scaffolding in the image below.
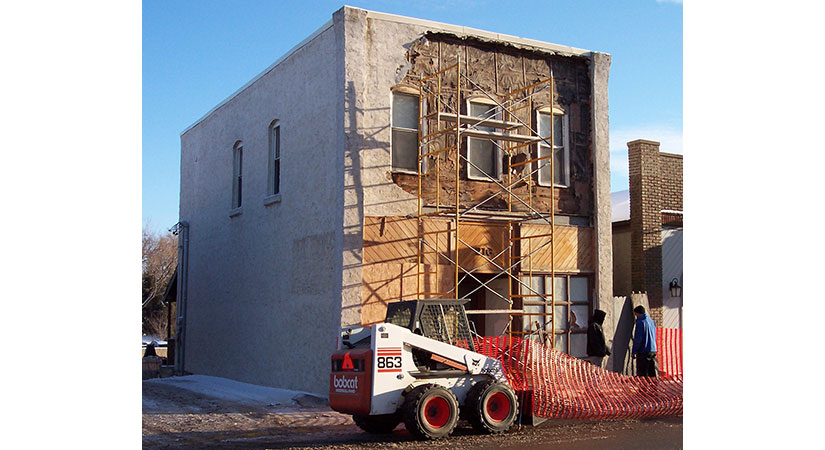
[414,56,561,347]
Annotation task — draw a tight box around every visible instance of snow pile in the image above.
[144,374,324,406]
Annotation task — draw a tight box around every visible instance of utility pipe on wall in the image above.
[173,221,189,374]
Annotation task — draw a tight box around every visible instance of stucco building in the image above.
[176,6,613,394]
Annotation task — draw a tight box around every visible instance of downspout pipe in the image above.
[173,221,189,374]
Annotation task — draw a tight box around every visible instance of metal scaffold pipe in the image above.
[414,54,556,345]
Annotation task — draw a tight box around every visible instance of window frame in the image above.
[519,273,591,356]
[535,106,570,188]
[266,120,281,202]
[390,91,420,174]
[466,97,503,182]
[231,140,243,213]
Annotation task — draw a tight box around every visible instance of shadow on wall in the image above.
[342,80,366,266]
[611,292,649,375]
[577,226,590,270]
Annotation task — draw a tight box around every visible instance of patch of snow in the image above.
[142,335,167,346]
[144,374,324,406]
[612,190,630,222]
[141,395,163,411]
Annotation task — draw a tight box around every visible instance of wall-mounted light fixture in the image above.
[669,278,682,298]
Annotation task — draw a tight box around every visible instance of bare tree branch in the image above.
[142,226,177,336]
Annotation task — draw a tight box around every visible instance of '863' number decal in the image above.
[377,355,402,369]
[376,347,402,372]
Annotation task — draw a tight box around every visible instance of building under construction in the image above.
[177,6,612,395]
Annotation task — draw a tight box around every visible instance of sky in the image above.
[142,0,682,231]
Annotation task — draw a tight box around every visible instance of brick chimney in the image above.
[628,139,664,324]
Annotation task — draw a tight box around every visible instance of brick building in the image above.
[612,140,683,329]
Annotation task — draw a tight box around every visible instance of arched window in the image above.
[268,121,280,196]
[232,141,243,209]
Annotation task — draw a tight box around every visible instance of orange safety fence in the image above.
[656,327,683,379]
[461,336,683,419]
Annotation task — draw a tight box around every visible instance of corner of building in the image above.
[589,50,615,369]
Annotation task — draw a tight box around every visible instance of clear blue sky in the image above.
[143,0,682,231]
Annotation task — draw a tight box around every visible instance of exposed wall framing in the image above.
[392,35,594,216]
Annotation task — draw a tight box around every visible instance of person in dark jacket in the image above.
[586,309,611,368]
[632,305,658,377]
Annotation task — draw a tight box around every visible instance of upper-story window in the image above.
[268,121,280,196]
[391,92,419,173]
[232,141,243,209]
[536,108,569,187]
[467,100,502,181]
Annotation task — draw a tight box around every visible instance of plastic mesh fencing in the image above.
[656,327,683,379]
[461,336,683,419]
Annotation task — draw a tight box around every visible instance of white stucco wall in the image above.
[339,8,429,327]
[661,227,683,329]
[179,17,345,395]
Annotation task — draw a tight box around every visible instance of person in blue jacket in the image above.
[632,305,658,377]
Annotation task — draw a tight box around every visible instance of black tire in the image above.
[352,413,401,434]
[401,384,459,440]
[466,380,518,434]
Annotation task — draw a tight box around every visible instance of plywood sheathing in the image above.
[520,224,594,272]
[361,216,454,325]
[361,216,594,325]
[395,33,594,217]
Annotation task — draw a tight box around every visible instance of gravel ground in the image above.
[143,380,682,450]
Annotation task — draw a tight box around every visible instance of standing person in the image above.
[586,309,610,368]
[632,305,658,377]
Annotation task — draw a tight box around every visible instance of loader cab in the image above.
[385,299,476,353]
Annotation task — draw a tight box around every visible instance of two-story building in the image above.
[177,6,612,394]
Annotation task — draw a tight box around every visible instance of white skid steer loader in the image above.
[330,299,528,440]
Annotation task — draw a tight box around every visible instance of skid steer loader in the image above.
[330,299,530,440]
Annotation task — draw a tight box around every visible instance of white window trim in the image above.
[267,120,281,198]
[535,106,570,188]
[390,91,421,175]
[466,97,503,182]
[263,193,281,206]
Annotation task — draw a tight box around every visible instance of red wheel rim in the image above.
[423,396,451,428]
[486,392,511,422]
